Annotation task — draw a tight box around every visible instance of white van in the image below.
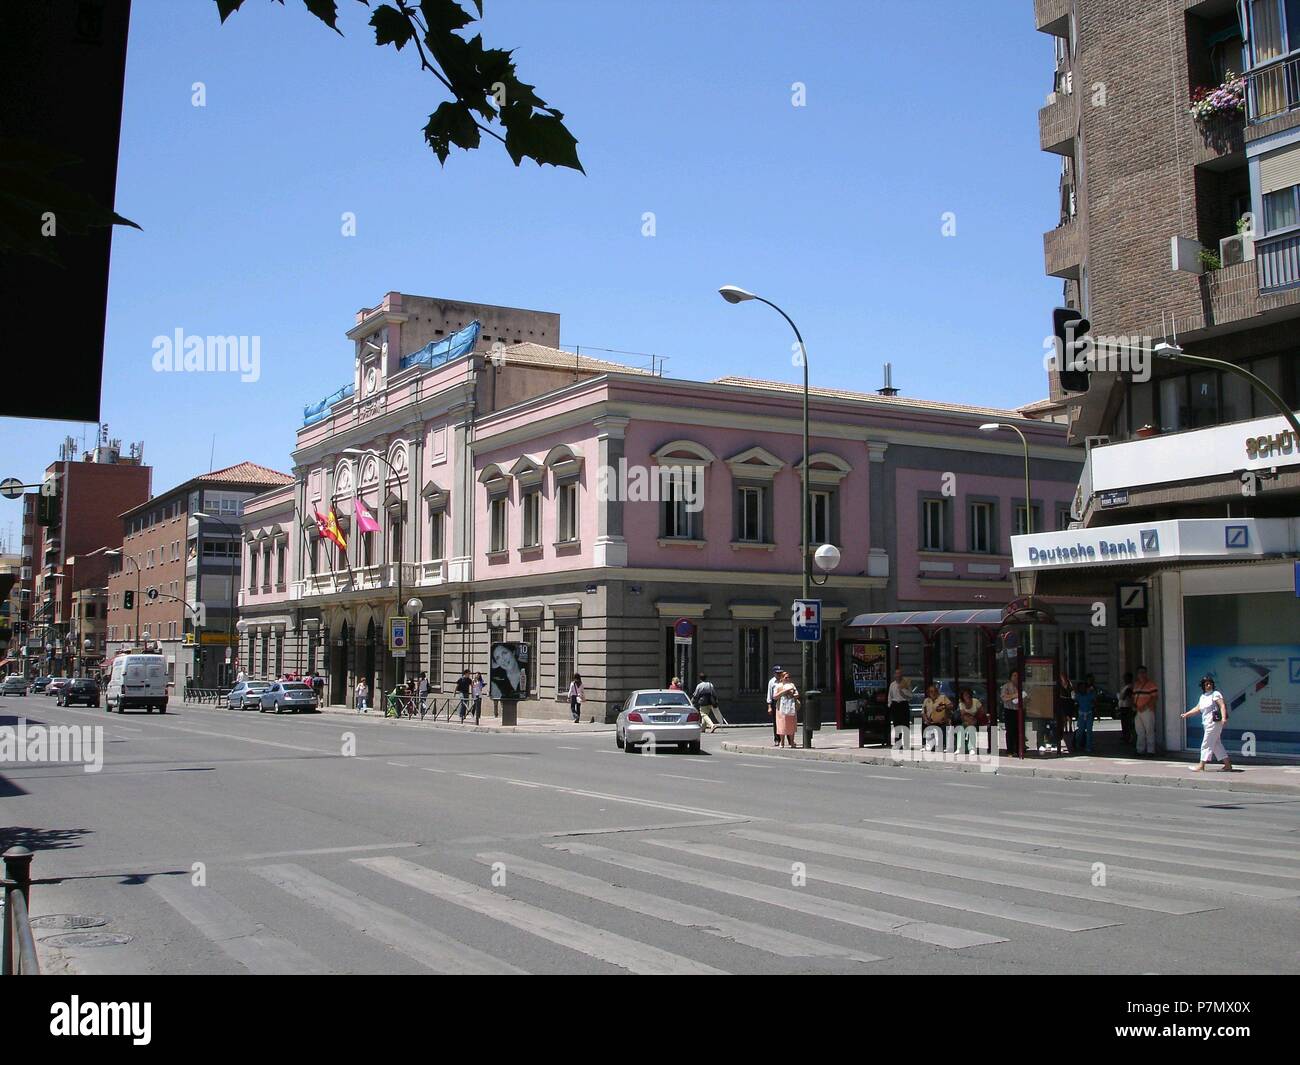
[105,654,169,714]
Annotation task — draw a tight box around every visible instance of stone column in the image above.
[593,415,629,567]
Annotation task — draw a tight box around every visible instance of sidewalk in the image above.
[720,727,1300,794]
[176,699,614,734]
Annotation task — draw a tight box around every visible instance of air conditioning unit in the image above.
[1084,435,1111,452]
[1219,233,1256,267]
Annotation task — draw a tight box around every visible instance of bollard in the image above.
[2,845,34,977]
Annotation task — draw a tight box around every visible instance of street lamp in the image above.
[405,596,423,684]
[812,544,841,587]
[719,283,821,748]
[342,447,408,687]
[982,421,1035,658]
[192,511,239,686]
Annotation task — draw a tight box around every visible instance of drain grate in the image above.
[31,914,110,930]
[43,931,133,948]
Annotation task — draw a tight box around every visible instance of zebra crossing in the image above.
[127,801,1299,974]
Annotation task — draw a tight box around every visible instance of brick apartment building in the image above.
[29,435,151,676]
[106,462,292,688]
[1016,0,1300,757]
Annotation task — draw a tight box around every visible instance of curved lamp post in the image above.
[343,448,408,687]
[719,285,841,748]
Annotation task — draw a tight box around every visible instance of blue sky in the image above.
[0,0,1062,546]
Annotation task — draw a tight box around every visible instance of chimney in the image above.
[877,362,900,397]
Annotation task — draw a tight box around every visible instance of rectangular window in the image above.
[362,532,374,568]
[489,497,508,553]
[428,510,444,560]
[247,549,257,592]
[1188,371,1220,428]
[1056,506,1073,531]
[968,502,994,553]
[556,624,576,698]
[1014,504,1042,536]
[311,536,321,574]
[738,626,768,695]
[522,490,541,548]
[557,483,579,543]
[1263,186,1298,233]
[808,491,831,545]
[1222,367,1253,423]
[428,630,442,692]
[390,515,403,564]
[662,470,698,539]
[276,543,287,586]
[1159,376,1187,432]
[737,486,765,542]
[521,624,539,696]
[922,498,947,551]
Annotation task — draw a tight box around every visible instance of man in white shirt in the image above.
[887,668,911,737]
[766,665,782,746]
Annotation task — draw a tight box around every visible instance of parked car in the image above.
[105,653,168,713]
[614,689,701,753]
[225,680,271,711]
[58,678,100,707]
[29,676,51,694]
[258,681,318,714]
[45,677,71,698]
[1,675,29,696]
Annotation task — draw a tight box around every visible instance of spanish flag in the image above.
[314,508,347,551]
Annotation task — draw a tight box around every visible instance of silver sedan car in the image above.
[259,681,319,714]
[225,681,270,710]
[615,689,701,753]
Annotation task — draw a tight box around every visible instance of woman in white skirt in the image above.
[1181,674,1231,772]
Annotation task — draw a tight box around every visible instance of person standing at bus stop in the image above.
[766,664,783,746]
[887,668,911,739]
[1132,665,1159,756]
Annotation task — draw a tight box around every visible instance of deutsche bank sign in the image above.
[1025,536,1141,566]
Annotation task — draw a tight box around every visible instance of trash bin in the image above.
[806,689,822,732]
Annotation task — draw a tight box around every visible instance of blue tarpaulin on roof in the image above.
[303,383,355,426]
[400,320,481,371]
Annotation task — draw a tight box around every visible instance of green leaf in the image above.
[502,112,583,173]
[370,4,414,48]
[423,101,481,163]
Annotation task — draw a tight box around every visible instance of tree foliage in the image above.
[216,0,583,172]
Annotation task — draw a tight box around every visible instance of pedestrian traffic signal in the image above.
[123,590,134,610]
[1053,307,1092,393]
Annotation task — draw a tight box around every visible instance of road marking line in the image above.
[661,774,725,785]
[356,855,724,975]
[647,840,1117,933]
[255,862,523,974]
[547,840,1005,950]
[999,808,1296,846]
[386,762,411,768]
[733,828,1215,916]
[148,875,329,974]
[474,852,881,965]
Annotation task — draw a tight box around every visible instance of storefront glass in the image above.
[1184,591,1300,756]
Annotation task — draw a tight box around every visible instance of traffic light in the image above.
[123,590,134,610]
[36,492,58,526]
[1053,307,1092,393]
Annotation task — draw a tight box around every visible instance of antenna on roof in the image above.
[877,362,900,397]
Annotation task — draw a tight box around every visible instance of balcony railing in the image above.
[1246,55,1300,124]
[1043,218,1082,279]
[1257,231,1300,292]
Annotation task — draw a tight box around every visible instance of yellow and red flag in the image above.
[314,508,347,551]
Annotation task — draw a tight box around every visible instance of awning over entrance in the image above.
[847,602,1054,630]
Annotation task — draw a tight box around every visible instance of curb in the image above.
[718,741,1300,795]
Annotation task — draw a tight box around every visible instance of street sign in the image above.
[792,599,822,642]
[387,616,408,657]
[0,478,23,500]
[146,587,159,600]
[1117,582,1149,628]
[673,617,696,647]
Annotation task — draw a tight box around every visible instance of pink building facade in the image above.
[249,292,1103,719]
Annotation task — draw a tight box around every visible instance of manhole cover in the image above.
[42,931,133,948]
[31,914,110,930]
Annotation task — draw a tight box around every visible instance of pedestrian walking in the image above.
[887,668,912,737]
[1000,670,1022,755]
[471,672,485,725]
[311,671,325,704]
[772,669,800,749]
[1182,674,1232,772]
[1132,665,1159,756]
[1117,671,1135,745]
[1074,678,1096,754]
[669,676,683,691]
[355,678,369,712]
[692,673,720,731]
[766,664,782,746]
[417,671,430,716]
[455,670,471,722]
[567,672,584,723]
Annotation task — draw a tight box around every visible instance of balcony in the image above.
[1200,259,1260,328]
[1039,91,1076,155]
[1043,219,1082,279]
[1245,55,1300,132]
[1034,0,1071,36]
[1257,232,1300,293]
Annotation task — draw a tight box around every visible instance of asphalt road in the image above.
[3,693,1298,975]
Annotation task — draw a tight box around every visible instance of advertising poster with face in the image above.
[490,642,527,700]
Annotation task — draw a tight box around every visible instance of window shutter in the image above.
[1260,143,1300,194]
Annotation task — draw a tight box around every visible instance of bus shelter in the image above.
[840,599,1057,758]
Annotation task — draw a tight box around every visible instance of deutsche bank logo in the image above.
[1140,529,1160,552]
[1225,524,1250,549]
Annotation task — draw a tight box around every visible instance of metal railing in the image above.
[1247,55,1300,123]
[1256,231,1300,292]
[185,687,232,705]
[2,847,40,976]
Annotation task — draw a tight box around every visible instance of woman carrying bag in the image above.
[1182,674,1232,772]
[772,669,800,749]
[567,673,584,723]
